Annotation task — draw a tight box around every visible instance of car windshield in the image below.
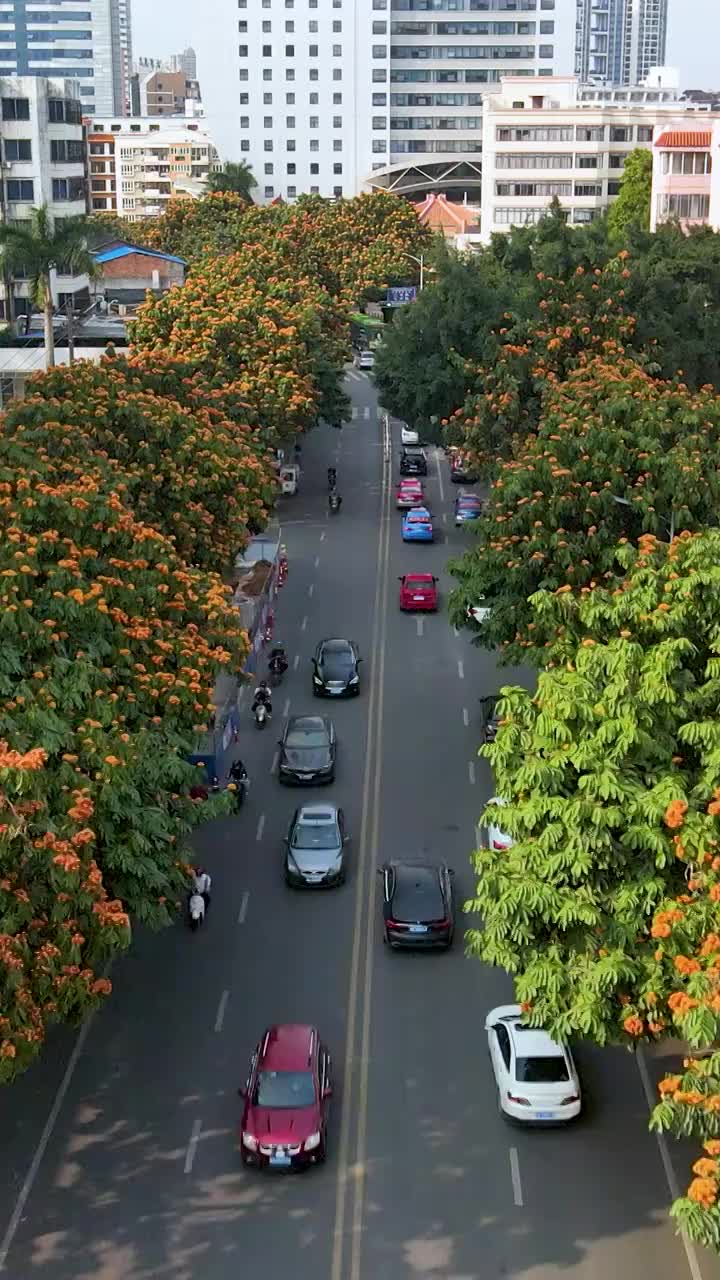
[292,821,339,849]
[515,1055,569,1083]
[255,1070,316,1108]
[407,580,430,589]
[322,649,353,670]
[286,728,329,749]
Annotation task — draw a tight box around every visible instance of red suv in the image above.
[239,1024,332,1169]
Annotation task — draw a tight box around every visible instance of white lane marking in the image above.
[468,761,476,786]
[237,891,249,925]
[463,707,469,727]
[301,615,308,631]
[363,406,370,420]
[314,555,320,568]
[271,751,279,774]
[293,654,300,671]
[283,697,290,718]
[214,989,229,1033]
[453,626,459,639]
[308,583,314,599]
[349,371,361,383]
[636,1048,704,1280]
[256,814,266,842]
[184,1118,202,1175]
[320,531,326,542]
[442,512,447,524]
[0,970,106,1270]
[509,1148,523,1207]
[416,617,424,637]
[435,447,446,503]
[457,659,465,680]
[351,406,358,420]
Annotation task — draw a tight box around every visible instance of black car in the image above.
[379,861,455,949]
[278,715,336,785]
[399,447,428,477]
[479,695,500,744]
[450,455,480,483]
[312,638,361,697]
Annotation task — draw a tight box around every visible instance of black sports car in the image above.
[312,638,361,697]
[278,715,336,785]
[379,861,455,950]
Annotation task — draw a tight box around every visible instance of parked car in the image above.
[399,448,428,477]
[239,1024,332,1168]
[285,804,348,887]
[312,637,361,697]
[379,861,455,950]
[479,796,513,852]
[478,695,500,744]
[399,573,438,611]
[485,1004,582,1125]
[278,715,336,785]
[401,423,419,446]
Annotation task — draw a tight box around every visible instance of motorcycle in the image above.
[254,701,270,729]
[269,657,287,687]
[329,494,341,515]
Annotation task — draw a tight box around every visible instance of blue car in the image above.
[454,494,483,527]
[402,506,434,542]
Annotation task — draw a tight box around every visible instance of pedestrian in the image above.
[193,867,212,908]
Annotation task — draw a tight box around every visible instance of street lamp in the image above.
[611,494,675,543]
[403,251,426,291]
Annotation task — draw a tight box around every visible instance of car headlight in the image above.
[349,675,359,685]
[304,1131,321,1151]
[242,1132,259,1151]
[313,674,322,684]
[287,852,300,872]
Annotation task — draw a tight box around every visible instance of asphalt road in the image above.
[0,369,716,1280]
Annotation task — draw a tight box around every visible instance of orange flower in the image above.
[664,799,688,830]
[658,1075,682,1095]
[688,1177,717,1208]
[623,1014,644,1036]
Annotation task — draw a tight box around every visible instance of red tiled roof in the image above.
[416,192,479,231]
[655,130,712,149]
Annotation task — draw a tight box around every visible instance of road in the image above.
[0,369,716,1280]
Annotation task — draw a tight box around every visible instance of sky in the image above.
[131,0,720,161]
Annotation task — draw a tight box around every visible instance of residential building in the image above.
[86,115,220,218]
[237,0,576,205]
[130,54,201,118]
[575,0,668,86]
[0,77,88,322]
[651,121,720,233]
[0,0,132,115]
[91,239,186,304]
[479,74,718,242]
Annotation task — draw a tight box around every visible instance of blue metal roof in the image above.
[93,244,187,266]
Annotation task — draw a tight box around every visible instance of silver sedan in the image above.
[284,805,349,888]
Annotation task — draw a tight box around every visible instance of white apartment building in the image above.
[575,0,668,87]
[479,74,715,241]
[0,0,132,116]
[237,0,576,205]
[0,76,88,320]
[86,115,220,219]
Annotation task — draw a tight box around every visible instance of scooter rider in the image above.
[193,867,212,907]
[269,643,288,676]
[329,489,342,512]
[188,891,205,929]
[327,466,337,488]
[252,679,273,717]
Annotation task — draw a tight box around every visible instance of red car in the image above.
[396,479,424,509]
[399,573,438,611]
[239,1024,332,1169]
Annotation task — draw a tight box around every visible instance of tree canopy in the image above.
[607,148,653,239]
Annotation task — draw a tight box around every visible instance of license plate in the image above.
[270,1153,291,1167]
[536,1111,555,1120]
[409,924,427,934]
[413,595,425,601]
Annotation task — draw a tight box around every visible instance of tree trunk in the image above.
[43,283,55,368]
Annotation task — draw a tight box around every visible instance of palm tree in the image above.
[206,161,256,201]
[0,204,98,367]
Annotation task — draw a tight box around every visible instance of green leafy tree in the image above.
[206,160,255,200]
[466,528,720,1049]
[608,148,653,239]
[0,206,97,366]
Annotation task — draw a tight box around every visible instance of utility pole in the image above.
[65,297,75,363]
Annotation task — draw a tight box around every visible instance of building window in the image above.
[310,116,319,128]
[240,139,250,152]
[373,45,387,58]
[264,116,272,127]
[310,139,319,151]
[372,140,386,153]
[288,185,297,197]
[238,44,248,56]
[610,126,631,142]
[637,126,653,142]
[333,139,342,151]
[7,179,34,200]
[574,182,602,197]
[661,150,711,176]
[310,162,319,174]
[287,92,296,103]
[309,44,318,56]
[264,186,274,198]
[51,139,84,163]
[4,139,31,162]
[287,115,295,127]
[264,92,273,104]
[287,162,296,173]
[264,140,273,151]
[333,162,342,174]
[264,163,273,174]
[241,115,250,127]
[2,97,29,121]
[263,44,272,56]
[373,93,387,106]
[51,176,87,202]
[372,116,387,129]
[287,139,296,151]
[285,44,294,55]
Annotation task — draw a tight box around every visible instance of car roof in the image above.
[407,506,430,515]
[287,715,327,732]
[402,447,425,455]
[319,638,353,652]
[260,1023,317,1071]
[457,493,482,503]
[488,1005,565,1058]
[398,477,422,485]
[297,805,338,823]
[404,573,434,583]
[390,863,444,916]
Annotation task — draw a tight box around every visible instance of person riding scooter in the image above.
[252,679,273,718]
[268,644,288,678]
[329,489,342,513]
[328,466,337,488]
[228,758,249,807]
[188,891,205,930]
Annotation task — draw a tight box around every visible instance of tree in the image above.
[0,206,97,367]
[466,528,720,1050]
[607,148,653,239]
[206,161,255,200]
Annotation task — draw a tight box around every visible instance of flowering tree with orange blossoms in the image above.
[89,192,252,265]
[130,239,351,437]
[449,357,720,662]
[4,352,276,571]
[0,450,250,1079]
[467,528,720,1049]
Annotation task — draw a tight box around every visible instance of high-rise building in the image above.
[0,77,89,321]
[171,48,197,82]
[86,114,219,219]
[131,54,201,118]
[237,0,576,204]
[0,0,132,115]
[575,0,668,86]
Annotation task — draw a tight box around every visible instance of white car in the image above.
[355,351,374,370]
[485,1004,582,1124]
[467,595,492,626]
[479,797,513,852]
[401,423,419,446]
